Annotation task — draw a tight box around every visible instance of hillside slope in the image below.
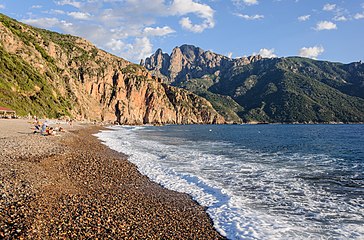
[0,14,224,124]
[143,45,364,123]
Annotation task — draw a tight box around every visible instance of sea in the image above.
[95,124,364,240]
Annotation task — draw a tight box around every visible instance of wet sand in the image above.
[0,119,224,239]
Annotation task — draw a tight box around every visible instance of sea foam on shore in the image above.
[96,124,364,240]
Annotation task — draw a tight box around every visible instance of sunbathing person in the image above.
[46,127,55,136]
[33,120,42,134]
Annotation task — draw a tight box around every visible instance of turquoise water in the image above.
[96,124,364,239]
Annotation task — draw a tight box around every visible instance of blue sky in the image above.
[0,0,363,63]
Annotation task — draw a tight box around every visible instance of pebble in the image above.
[0,126,225,239]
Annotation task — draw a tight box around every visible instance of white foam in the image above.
[95,126,364,240]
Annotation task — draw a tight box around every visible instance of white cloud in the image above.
[323,3,336,11]
[171,0,215,32]
[22,17,63,28]
[0,4,5,9]
[314,21,337,31]
[235,13,264,20]
[101,0,215,58]
[106,37,152,61]
[255,48,277,58]
[106,38,127,52]
[56,0,82,9]
[23,0,216,62]
[243,0,258,5]
[298,15,310,22]
[354,13,364,19]
[31,5,42,9]
[170,0,213,18]
[133,37,153,60]
[227,52,233,58]
[299,46,324,59]
[179,17,208,33]
[326,5,350,22]
[233,0,259,6]
[51,9,66,15]
[67,11,91,20]
[143,26,175,36]
[22,17,75,33]
[58,20,75,32]
[102,0,215,33]
[333,15,348,21]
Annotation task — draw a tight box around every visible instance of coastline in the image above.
[0,119,224,239]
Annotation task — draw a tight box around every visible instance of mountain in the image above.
[143,45,364,123]
[0,14,224,124]
[142,45,262,84]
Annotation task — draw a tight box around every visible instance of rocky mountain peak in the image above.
[143,47,170,78]
[155,48,163,54]
[142,45,264,83]
[178,44,204,61]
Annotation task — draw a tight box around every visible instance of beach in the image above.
[0,119,224,239]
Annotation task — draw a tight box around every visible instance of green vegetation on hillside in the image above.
[222,57,364,123]
[0,14,74,117]
[196,90,243,123]
[175,77,243,122]
[0,46,72,117]
[146,46,364,123]
[176,75,243,123]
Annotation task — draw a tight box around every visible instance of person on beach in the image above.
[33,124,40,134]
[33,118,42,134]
[46,127,55,136]
[41,121,48,135]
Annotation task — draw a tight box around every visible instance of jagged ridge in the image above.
[142,44,262,84]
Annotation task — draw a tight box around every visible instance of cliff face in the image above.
[92,65,223,124]
[0,14,224,124]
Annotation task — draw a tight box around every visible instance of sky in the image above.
[0,0,363,63]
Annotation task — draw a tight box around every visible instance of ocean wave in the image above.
[95,125,364,240]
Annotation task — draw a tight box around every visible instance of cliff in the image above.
[0,14,224,124]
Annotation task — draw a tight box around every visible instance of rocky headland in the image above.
[0,14,224,125]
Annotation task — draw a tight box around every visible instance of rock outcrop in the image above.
[0,14,224,124]
[142,44,262,83]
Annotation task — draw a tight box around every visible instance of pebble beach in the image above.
[0,119,224,239]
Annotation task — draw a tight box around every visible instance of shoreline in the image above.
[0,119,224,239]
